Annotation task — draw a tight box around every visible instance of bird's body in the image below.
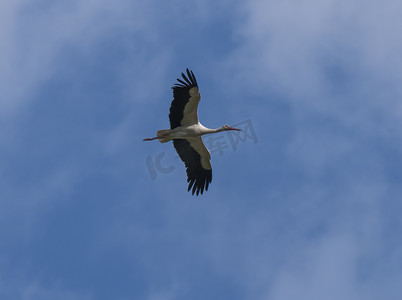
[144,69,240,195]
[145,122,232,142]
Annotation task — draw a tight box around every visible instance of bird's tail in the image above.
[157,129,171,143]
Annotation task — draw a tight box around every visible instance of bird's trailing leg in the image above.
[143,137,159,141]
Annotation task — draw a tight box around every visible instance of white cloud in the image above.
[225,0,402,132]
[260,229,402,300]
[0,0,168,228]
[0,0,163,118]
[0,164,78,242]
[0,277,93,300]
[266,234,359,300]
[233,177,391,299]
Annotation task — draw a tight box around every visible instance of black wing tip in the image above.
[172,68,198,89]
[187,169,212,196]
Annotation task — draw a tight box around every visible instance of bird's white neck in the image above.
[201,126,226,135]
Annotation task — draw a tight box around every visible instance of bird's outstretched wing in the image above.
[173,137,212,196]
[169,69,201,129]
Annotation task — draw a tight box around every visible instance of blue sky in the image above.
[1,0,402,299]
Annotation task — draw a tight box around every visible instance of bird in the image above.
[143,68,241,196]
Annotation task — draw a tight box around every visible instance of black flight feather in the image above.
[173,139,212,196]
[169,68,198,129]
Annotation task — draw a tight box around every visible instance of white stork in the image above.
[143,69,241,196]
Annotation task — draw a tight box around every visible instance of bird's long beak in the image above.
[228,127,242,131]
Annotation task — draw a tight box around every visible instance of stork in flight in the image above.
[143,68,241,196]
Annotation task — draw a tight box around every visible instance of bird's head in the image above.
[222,124,242,131]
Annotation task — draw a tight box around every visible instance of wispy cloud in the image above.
[214,1,402,298]
[0,274,93,300]
[0,0,166,117]
[225,0,402,131]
